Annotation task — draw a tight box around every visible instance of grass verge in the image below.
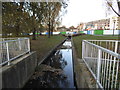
[30,35,65,63]
[73,35,119,59]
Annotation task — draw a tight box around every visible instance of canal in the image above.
[23,39,76,89]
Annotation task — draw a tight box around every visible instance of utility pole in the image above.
[113,19,116,36]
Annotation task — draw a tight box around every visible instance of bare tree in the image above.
[105,0,120,17]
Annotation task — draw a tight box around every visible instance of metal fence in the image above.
[82,40,120,89]
[87,40,120,54]
[0,38,30,66]
[1,37,26,41]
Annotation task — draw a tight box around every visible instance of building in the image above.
[57,26,67,32]
[77,23,86,31]
[110,16,120,30]
[77,16,120,31]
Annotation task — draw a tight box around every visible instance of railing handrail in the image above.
[0,38,29,43]
[84,39,120,42]
[83,40,120,59]
[1,37,28,39]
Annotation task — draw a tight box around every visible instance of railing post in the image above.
[6,42,10,65]
[18,38,21,50]
[111,40,118,88]
[114,41,118,53]
[82,40,85,59]
[27,38,30,53]
[97,49,102,88]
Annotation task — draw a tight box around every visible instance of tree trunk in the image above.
[36,30,39,37]
[32,28,36,40]
[48,6,51,38]
[39,30,42,35]
[51,20,54,36]
[48,22,51,38]
[15,25,19,37]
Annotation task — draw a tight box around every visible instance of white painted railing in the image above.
[0,38,30,66]
[87,40,119,54]
[82,40,120,89]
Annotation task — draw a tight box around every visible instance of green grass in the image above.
[73,35,119,59]
[30,35,65,62]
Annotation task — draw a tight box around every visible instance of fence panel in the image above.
[82,40,120,89]
[0,38,30,66]
[94,30,104,35]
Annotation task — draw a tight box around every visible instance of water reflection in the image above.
[23,40,76,89]
[45,50,67,70]
[62,40,72,49]
[43,41,75,88]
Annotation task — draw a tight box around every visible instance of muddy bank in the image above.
[23,64,68,88]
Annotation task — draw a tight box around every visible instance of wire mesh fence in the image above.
[0,38,30,66]
[82,40,120,89]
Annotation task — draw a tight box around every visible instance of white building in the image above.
[110,16,120,30]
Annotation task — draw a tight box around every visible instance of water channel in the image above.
[23,39,76,89]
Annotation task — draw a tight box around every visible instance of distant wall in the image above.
[80,31,84,33]
[40,30,120,35]
[80,30,120,35]
[83,31,87,34]
[87,31,91,34]
[104,30,120,35]
[94,30,103,35]
[1,51,37,88]
[60,32,66,34]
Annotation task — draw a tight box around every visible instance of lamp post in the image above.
[113,20,115,36]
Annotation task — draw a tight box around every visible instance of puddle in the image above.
[23,39,76,89]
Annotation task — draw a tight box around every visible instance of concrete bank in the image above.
[71,38,96,88]
[1,51,37,88]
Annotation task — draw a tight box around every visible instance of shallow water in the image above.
[23,40,76,89]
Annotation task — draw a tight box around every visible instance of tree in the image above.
[50,2,62,36]
[2,2,31,36]
[105,0,120,17]
[2,1,69,39]
[42,1,68,38]
[2,2,45,38]
[40,2,60,38]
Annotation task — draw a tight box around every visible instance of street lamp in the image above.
[113,20,116,36]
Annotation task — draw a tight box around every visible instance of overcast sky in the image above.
[61,0,106,28]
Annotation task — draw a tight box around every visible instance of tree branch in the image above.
[107,1,120,17]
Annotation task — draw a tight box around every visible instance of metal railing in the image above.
[87,40,120,54]
[0,38,30,66]
[1,37,26,41]
[82,40,120,89]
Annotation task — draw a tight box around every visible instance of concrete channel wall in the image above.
[1,51,37,88]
